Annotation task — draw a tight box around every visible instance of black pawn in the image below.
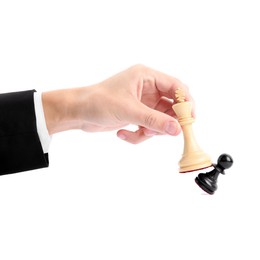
[195,154,233,195]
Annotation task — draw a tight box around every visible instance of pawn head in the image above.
[217,154,233,170]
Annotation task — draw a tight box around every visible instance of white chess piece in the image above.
[172,88,212,173]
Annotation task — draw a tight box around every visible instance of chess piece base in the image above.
[179,151,212,173]
[195,174,216,195]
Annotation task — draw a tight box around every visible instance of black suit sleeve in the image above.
[0,90,49,176]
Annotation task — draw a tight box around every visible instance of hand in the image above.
[42,64,194,144]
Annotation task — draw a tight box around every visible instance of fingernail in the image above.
[165,121,179,135]
[117,133,126,140]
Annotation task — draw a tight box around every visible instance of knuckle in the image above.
[133,63,146,70]
[130,64,147,74]
[144,113,157,129]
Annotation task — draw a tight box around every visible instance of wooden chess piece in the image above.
[195,153,233,194]
[172,88,212,173]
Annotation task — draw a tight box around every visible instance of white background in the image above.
[0,0,259,259]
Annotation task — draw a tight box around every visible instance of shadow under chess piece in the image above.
[195,154,233,195]
[172,88,212,173]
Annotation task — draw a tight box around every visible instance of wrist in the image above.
[42,88,84,134]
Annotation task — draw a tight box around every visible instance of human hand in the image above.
[43,65,194,144]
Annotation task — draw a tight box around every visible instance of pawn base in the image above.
[195,174,217,195]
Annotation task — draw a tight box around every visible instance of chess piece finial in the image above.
[195,154,233,194]
[175,88,186,103]
[172,88,212,173]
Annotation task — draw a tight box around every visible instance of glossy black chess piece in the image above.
[195,154,233,194]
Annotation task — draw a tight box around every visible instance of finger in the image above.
[128,101,181,136]
[155,82,196,119]
[117,127,154,144]
[146,67,196,116]
[151,69,193,102]
[129,65,195,117]
[154,97,176,118]
[181,84,196,118]
[155,97,197,124]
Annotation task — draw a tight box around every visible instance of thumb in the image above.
[130,102,181,136]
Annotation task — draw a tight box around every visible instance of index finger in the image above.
[149,67,196,117]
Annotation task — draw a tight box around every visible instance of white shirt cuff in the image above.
[34,92,52,153]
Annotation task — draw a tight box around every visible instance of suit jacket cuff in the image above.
[0,90,49,176]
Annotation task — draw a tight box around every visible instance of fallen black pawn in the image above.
[195,154,233,195]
